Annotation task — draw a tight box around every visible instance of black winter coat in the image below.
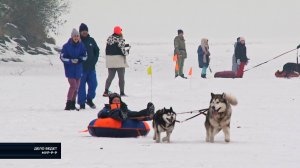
[80,35,100,72]
[235,43,248,62]
[105,34,128,56]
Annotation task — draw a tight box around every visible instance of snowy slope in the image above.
[1,0,300,167]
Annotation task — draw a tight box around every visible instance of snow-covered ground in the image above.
[1,0,300,167]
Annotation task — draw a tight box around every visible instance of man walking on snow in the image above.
[77,23,100,109]
[174,29,187,79]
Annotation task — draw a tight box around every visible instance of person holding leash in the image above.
[98,93,155,121]
[235,37,249,78]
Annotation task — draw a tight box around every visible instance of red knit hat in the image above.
[114,26,122,35]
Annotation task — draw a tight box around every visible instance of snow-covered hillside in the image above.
[1,0,300,168]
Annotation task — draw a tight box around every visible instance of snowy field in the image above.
[1,0,300,167]
[1,39,300,168]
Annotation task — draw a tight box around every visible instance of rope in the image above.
[244,48,297,72]
[176,109,208,123]
[177,108,209,115]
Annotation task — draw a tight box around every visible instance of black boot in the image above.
[80,104,85,109]
[201,74,206,78]
[103,89,109,97]
[70,101,76,110]
[64,100,72,110]
[180,74,187,79]
[120,92,127,97]
[86,99,96,109]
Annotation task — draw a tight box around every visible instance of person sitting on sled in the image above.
[97,93,155,121]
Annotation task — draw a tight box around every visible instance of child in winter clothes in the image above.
[198,38,210,78]
[98,93,155,121]
[60,28,87,110]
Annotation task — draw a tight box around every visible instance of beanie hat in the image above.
[71,28,79,37]
[178,29,183,35]
[109,93,122,104]
[79,23,88,32]
[114,26,122,35]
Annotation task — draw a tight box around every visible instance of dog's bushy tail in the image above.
[224,93,238,106]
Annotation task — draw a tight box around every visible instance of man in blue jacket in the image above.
[77,23,100,109]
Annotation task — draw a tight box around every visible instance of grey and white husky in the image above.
[205,93,238,143]
[152,107,176,143]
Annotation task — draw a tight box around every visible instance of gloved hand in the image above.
[237,59,241,65]
[297,44,300,49]
[71,59,78,64]
[147,102,155,115]
[120,111,128,120]
[126,49,130,54]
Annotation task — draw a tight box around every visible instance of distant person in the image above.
[197,38,210,78]
[235,37,249,78]
[98,93,155,121]
[103,26,130,97]
[232,37,240,73]
[174,29,187,79]
[60,28,87,110]
[77,23,100,109]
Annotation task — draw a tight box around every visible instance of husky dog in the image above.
[152,107,176,143]
[205,93,238,143]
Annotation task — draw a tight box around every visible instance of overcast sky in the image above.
[56,0,300,45]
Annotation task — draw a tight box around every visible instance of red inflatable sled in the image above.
[214,71,240,78]
[275,70,300,78]
[88,118,150,138]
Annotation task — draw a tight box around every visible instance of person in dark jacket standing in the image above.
[77,23,100,109]
[60,28,87,110]
[174,29,187,79]
[98,93,154,121]
[232,37,240,73]
[235,37,249,78]
[197,38,210,78]
[103,26,130,97]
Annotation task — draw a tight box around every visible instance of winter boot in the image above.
[70,101,76,110]
[86,99,96,109]
[80,104,85,109]
[201,74,206,78]
[147,102,155,119]
[64,100,72,110]
[120,92,127,97]
[103,89,109,97]
[180,74,187,79]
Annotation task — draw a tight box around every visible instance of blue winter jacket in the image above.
[197,46,204,68]
[60,39,87,79]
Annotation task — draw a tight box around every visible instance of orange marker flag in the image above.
[173,55,178,62]
[175,62,179,71]
[188,67,193,76]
